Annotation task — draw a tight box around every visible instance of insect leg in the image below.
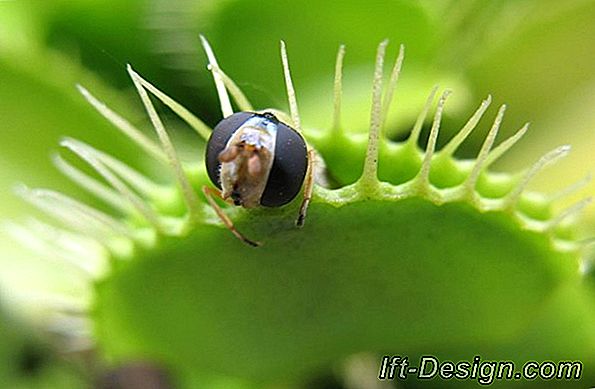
[202,186,261,247]
[296,148,316,227]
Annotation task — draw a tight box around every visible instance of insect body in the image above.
[203,111,313,246]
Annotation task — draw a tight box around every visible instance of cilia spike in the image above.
[359,40,388,190]
[418,89,451,186]
[332,44,346,132]
[465,104,507,192]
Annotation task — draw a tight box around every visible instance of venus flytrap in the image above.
[5,37,595,386]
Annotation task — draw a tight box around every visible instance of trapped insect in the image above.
[203,111,315,247]
[199,37,317,247]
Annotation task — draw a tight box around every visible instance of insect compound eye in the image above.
[259,121,308,207]
[205,111,256,189]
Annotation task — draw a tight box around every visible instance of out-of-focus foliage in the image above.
[0,305,86,388]
[0,0,156,219]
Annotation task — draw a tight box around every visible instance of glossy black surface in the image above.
[260,120,308,207]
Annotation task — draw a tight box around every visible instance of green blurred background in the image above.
[0,0,594,387]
